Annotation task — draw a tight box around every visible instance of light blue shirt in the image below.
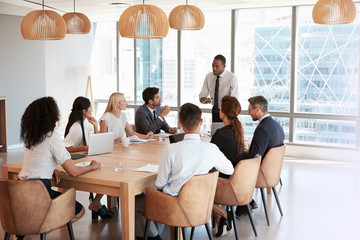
[156,133,234,196]
[259,114,270,124]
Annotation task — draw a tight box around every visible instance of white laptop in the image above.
[211,122,224,136]
[87,132,114,156]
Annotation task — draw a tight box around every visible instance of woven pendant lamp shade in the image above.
[312,0,356,24]
[63,12,91,34]
[119,4,169,39]
[21,10,66,40]
[169,5,205,30]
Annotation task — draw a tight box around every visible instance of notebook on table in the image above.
[211,122,224,136]
[76,132,114,156]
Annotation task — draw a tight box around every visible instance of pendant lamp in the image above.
[62,0,91,34]
[21,0,66,40]
[118,0,169,39]
[312,0,356,24]
[169,0,205,30]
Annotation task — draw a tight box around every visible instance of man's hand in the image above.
[145,131,154,139]
[169,127,177,134]
[160,105,170,118]
[200,97,212,104]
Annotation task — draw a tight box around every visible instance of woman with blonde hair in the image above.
[100,92,153,142]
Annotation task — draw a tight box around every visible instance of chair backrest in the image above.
[144,171,219,227]
[256,144,286,188]
[176,171,219,225]
[0,179,52,235]
[214,156,261,206]
[0,179,75,236]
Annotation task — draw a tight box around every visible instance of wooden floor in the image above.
[1,148,360,240]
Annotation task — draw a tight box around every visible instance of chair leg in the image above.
[174,227,178,240]
[181,228,187,240]
[144,219,150,240]
[4,232,10,240]
[260,187,270,226]
[231,206,239,240]
[246,204,257,237]
[279,177,283,186]
[67,221,75,240]
[204,222,213,240]
[190,227,195,240]
[272,187,283,216]
[40,233,46,240]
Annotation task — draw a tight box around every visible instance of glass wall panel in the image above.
[295,118,356,146]
[162,30,178,107]
[181,10,231,107]
[136,39,163,104]
[90,22,117,100]
[296,5,360,115]
[234,8,292,112]
[119,37,135,104]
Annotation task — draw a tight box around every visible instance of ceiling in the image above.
[0,0,318,22]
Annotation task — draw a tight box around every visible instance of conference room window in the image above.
[234,7,292,112]
[136,39,163,104]
[180,10,231,107]
[296,6,360,116]
[90,22,117,100]
[162,29,178,107]
[119,37,135,104]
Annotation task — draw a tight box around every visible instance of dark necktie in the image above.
[212,75,222,122]
[213,75,220,110]
[153,110,156,121]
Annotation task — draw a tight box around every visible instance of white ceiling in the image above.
[0,0,318,22]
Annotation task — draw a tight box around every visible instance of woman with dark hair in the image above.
[211,95,246,237]
[64,96,98,153]
[64,96,112,219]
[19,96,101,224]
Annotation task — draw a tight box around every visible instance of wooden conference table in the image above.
[1,138,170,240]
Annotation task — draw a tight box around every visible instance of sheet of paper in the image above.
[134,164,159,173]
[75,161,91,167]
[129,135,157,144]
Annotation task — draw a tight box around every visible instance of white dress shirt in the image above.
[63,119,92,147]
[19,131,71,180]
[156,133,234,196]
[199,70,240,108]
[100,112,127,138]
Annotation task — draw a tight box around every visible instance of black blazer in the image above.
[211,125,245,178]
[135,104,170,134]
[244,116,285,159]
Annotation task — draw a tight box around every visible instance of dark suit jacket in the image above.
[244,116,285,159]
[211,125,245,178]
[135,104,170,134]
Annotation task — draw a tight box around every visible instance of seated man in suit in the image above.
[135,87,177,135]
[135,103,234,240]
[237,95,285,217]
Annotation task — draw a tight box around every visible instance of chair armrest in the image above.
[39,188,76,233]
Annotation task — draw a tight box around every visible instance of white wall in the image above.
[0,14,95,145]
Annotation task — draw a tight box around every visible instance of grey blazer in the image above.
[135,104,170,134]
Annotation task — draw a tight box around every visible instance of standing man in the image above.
[135,87,177,135]
[199,54,240,122]
[244,95,285,159]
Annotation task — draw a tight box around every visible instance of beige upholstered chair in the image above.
[214,155,261,240]
[256,144,286,226]
[143,171,219,240]
[0,179,76,240]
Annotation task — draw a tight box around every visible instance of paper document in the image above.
[134,164,159,173]
[75,161,91,167]
[129,135,157,144]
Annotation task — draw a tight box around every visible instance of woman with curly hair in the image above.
[19,96,101,223]
[211,95,246,237]
[100,92,153,142]
[63,96,113,219]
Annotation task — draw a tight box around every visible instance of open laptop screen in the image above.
[88,132,114,155]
